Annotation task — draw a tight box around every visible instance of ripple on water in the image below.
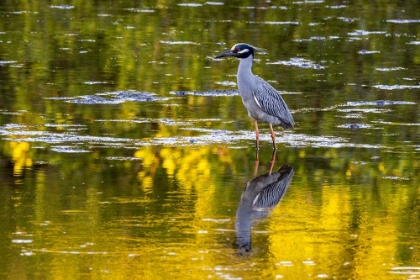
[346,100,416,107]
[50,5,74,9]
[389,266,420,275]
[358,50,380,54]
[328,5,347,9]
[267,58,325,69]
[294,0,324,4]
[9,11,36,14]
[294,36,342,42]
[46,90,167,104]
[205,2,224,5]
[337,17,357,23]
[276,261,293,266]
[339,124,371,129]
[105,157,142,161]
[50,146,90,153]
[96,117,221,126]
[159,40,199,45]
[177,3,203,7]
[239,6,269,10]
[387,19,420,24]
[348,30,387,36]
[12,239,33,244]
[0,125,133,146]
[382,176,410,181]
[337,108,393,114]
[372,120,420,128]
[302,259,316,265]
[215,81,237,87]
[170,89,238,96]
[83,81,111,85]
[372,85,420,90]
[0,116,387,150]
[202,218,231,223]
[0,60,18,65]
[339,114,364,119]
[375,67,406,71]
[259,21,299,25]
[153,129,385,149]
[125,8,155,13]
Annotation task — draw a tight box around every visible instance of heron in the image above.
[215,43,295,151]
[235,164,294,252]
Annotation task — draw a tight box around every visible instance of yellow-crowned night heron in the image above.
[215,43,295,150]
[235,165,294,252]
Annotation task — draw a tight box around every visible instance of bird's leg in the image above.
[269,124,277,150]
[254,120,260,152]
[269,149,276,175]
[254,119,260,167]
[255,148,260,163]
[253,156,259,178]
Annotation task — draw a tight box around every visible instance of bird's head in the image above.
[215,43,262,59]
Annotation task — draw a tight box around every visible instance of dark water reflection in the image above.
[1,0,420,279]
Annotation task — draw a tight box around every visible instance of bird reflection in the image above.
[235,157,294,252]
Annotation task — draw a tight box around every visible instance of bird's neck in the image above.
[237,55,254,77]
[237,55,255,97]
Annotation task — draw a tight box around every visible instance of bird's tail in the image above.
[280,121,294,129]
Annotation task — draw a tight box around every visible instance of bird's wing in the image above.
[253,76,295,128]
[252,165,294,209]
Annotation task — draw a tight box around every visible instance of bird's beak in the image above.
[215,49,235,59]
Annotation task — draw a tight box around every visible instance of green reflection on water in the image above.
[1,0,420,279]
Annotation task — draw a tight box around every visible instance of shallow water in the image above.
[1,1,420,279]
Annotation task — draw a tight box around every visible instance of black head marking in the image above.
[230,43,255,59]
[215,43,263,59]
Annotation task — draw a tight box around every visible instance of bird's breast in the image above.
[240,95,283,125]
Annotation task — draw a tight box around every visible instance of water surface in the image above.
[1,1,420,279]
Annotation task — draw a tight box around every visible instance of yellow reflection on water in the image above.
[9,141,32,176]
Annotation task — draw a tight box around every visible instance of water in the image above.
[1,1,420,279]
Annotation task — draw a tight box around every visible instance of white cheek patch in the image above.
[238,49,250,54]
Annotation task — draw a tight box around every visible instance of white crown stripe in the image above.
[231,43,267,54]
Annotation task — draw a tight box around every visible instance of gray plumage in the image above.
[254,76,294,129]
[252,165,294,209]
[215,43,294,149]
[235,165,294,252]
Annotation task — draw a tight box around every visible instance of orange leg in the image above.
[253,156,259,177]
[269,149,276,175]
[254,120,260,152]
[269,124,277,150]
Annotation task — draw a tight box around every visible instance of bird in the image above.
[235,164,294,252]
[215,43,294,150]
